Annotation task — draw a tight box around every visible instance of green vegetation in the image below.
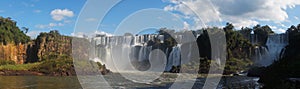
[259,24,300,89]
[0,63,40,71]
[32,58,74,75]
[31,30,72,62]
[0,60,15,66]
[190,23,254,74]
[0,17,30,45]
[154,23,256,74]
[0,54,72,73]
[223,23,254,74]
[253,24,274,46]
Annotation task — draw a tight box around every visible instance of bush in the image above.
[0,60,15,66]
[0,62,40,71]
[32,58,74,75]
[0,17,30,44]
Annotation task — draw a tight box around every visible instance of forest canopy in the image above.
[0,17,30,45]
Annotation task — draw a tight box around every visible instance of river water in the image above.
[0,73,260,89]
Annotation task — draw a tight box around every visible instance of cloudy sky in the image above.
[0,0,300,38]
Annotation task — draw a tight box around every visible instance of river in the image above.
[0,73,260,89]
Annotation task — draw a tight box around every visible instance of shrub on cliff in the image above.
[0,60,15,66]
[32,57,75,76]
[34,30,72,61]
[0,17,30,45]
[253,24,274,46]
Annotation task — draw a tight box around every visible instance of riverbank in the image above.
[0,70,44,76]
[0,59,111,76]
[0,62,45,76]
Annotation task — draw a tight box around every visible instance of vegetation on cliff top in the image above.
[152,23,259,74]
[0,17,30,45]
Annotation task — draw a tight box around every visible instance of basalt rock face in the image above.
[0,31,72,64]
[32,31,72,62]
[0,43,27,64]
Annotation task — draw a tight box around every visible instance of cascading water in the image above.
[253,34,288,66]
[92,34,187,72]
[170,45,181,67]
[138,46,153,62]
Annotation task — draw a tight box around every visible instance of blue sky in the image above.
[0,0,300,38]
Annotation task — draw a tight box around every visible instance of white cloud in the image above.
[64,20,72,23]
[164,5,176,11]
[269,25,287,33]
[295,16,299,20]
[71,30,113,38]
[164,0,221,29]
[33,10,41,13]
[50,9,74,21]
[225,16,259,28]
[26,30,44,39]
[276,22,289,28]
[183,21,190,30]
[22,2,35,7]
[95,30,113,37]
[35,23,64,29]
[274,28,286,33]
[71,32,86,38]
[163,0,300,31]
[85,18,97,22]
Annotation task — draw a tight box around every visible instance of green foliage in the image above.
[193,23,254,74]
[34,30,72,62]
[253,24,274,46]
[224,58,252,74]
[0,17,30,45]
[0,60,15,66]
[259,23,300,88]
[224,22,235,32]
[222,23,253,73]
[32,58,73,74]
[287,24,300,47]
[0,62,40,71]
[238,27,252,39]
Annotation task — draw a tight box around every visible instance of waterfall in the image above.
[92,34,190,72]
[253,34,288,66]
[170,45,181,66]
[165,45,181,71]
[138,46,146,62]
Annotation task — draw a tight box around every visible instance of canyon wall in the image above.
[0,31,72,64]
[0,43,27,64]
[33,32,72,62]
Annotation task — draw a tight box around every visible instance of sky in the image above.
[0,0,300,38]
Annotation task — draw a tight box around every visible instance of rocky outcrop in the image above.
[0,43,27,64]
[0,31,72,64]
[34,32,72,62]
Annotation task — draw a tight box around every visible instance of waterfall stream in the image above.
[92,35,185,72]
[253,34,288,66]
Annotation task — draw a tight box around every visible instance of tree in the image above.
[21,27,29,33]
[253,24,274,45]
[239,27,253,40]
[0,17,30,44]
[224,22,234,32]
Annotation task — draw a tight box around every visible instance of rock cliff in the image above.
[0,30,72,64]
[31,30,72,62]
[0,43,27,64]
